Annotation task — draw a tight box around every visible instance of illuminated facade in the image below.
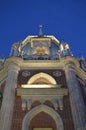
[0,29,86,130]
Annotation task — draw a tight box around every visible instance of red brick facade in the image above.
[11,95,74,130]
[29,112,57,130]
[11,69,75,130]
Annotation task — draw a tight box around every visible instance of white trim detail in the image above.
[22,104,64,130]
[28,72,57,85]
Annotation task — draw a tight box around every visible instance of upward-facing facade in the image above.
[0,32,86,130]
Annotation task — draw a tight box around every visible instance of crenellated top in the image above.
[10,35,73,60]
[0,33,86,77]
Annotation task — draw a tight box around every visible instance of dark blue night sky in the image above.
[0,0,86,58]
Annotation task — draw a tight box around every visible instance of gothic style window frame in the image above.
[22,104,64,130]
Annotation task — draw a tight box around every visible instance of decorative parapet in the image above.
[17,88,68,111]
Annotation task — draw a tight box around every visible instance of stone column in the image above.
[65,64,86,130]
[0,63,20,130]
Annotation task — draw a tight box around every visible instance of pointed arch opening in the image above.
[28,72,56,85]
[22,104,64,130]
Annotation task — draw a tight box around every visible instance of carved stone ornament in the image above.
[53,71,62,77]
[22,71,31,77]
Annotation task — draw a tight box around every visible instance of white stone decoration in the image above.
[22,71,31,77]
[53,71,62,77]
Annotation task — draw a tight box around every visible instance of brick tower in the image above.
[0,28,86,130]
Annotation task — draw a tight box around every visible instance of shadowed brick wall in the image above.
[11,96,74,130]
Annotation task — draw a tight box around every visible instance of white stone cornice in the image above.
[4,56,80,69]
[75,67,86,83]
[63,58,86,84]
[17,88,68,96]
[8,63,20,74]
[0,56,86,85]
[0,57,21,84]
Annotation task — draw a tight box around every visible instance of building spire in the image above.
[39,24,43,36]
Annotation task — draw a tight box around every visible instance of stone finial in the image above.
[39,24,43,36]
